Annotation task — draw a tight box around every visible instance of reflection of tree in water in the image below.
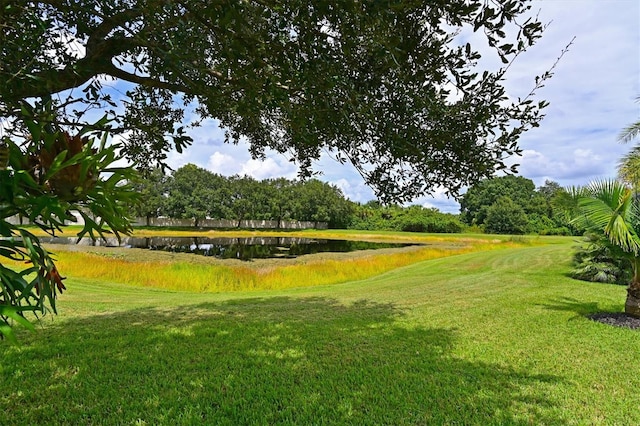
[40,236,415,260]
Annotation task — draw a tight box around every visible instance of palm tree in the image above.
[618,119,640,144]
[617,146,640,192]
[573,180,640,317]
[617,97,640,192]
[618,97,640,143]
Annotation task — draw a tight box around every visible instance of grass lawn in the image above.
[1,232,639,425]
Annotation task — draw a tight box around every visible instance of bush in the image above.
[539,226,572,236]
[570,234,631,285]
[396,215,463,233]
[348,204,463,233]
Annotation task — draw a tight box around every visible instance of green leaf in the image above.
[0,305,36,343]
[0,305,36,331]
[0,324,18,344]
[43,149,69,180]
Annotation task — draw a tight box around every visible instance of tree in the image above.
[570,232,632,285]
[347,202,463,233]
[1,1,560,336]
[263,178,297,228]
[572,180,640,317]
[618,98,640,144]
[164,164,219,226]
[550,185,587,235]
[206,173,233,220]
[460,176,537,226]
[484,196,529,234]
[1,1,557,203]
[532,179,573,234]
[292,179,353,228]
[617,98,640,192]
[130,168,169,226]
[392,205,464,233]
[460,176,574,234]
[538,180,563,201]
[619,121,640,144]
[617,147,640,193]
[227,175,261,227]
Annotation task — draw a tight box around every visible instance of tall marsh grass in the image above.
[38,240,517,292]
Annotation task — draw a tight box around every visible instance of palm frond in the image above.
[630,199,640,226]
[577,180,640,254]
[578,196,618,229]
[618,97,640,144]
[566,185,589,199]
[563,185,589,225]
[587,179,629,208]
[618,121,640,144]
[617,146,640,186]
[608,214,640,253]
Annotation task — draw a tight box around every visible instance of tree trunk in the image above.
[626,285,640,318]
[627,259,640,317]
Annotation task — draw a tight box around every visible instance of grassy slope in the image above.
[1,238,639,425]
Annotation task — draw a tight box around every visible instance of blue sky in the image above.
[158,0,640,213]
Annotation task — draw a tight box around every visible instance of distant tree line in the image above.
[135,166,594,235]
[130,164,353,228]
[459,176,580,235]
[130,164,466,232]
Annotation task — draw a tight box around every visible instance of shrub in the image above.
[570,233,632,285]
[349,204,463,233]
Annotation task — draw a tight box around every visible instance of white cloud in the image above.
[207,152,241,175]
[329,178,376,203]
[240,156,297,180]
[512,148,607,182]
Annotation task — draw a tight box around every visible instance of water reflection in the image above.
[40,236,416,261]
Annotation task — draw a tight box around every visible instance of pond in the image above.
[40,236,418,261]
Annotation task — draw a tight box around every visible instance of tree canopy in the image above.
[460,175,537,226]
[460,176,574,235]
[1,0,555,202]
[617,97,640,144]
[131,164,354,228]
[0,0,560,338]
[617,101,640,191]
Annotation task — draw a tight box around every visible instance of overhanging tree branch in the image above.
[104,63,193,95]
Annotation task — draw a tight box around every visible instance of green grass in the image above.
[2,235,640,424]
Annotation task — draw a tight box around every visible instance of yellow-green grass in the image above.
[3,234,640,424]
[8,234,521,292]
